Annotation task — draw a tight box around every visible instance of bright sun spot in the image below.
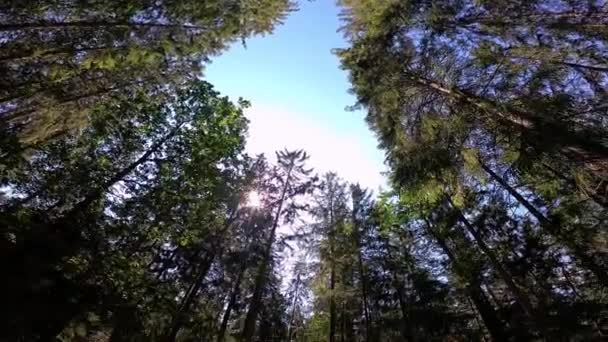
[247,191,262,207]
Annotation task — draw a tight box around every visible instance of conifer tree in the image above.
[0,0,293,145]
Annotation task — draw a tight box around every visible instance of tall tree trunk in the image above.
[541,162,607,208]
[455,10,608,31]
[352,205,372,341]
[394,279,412,341]
[217,269,245,342]
[357,251,372,341]
[5,79,150,123]
[450,204,550,337]
[413,74,608,177]
[454,209,534,316]
[428,222,509,342]
[241,162,295,341]
[329,234,337,342]
[0,20,211,32]
[340,302,348,342]
[64,122,184,222]
[241,259,267,342]
[166,252,216,342]
[328,193,337,342]
[287,275,301,342]
[377,231,413,341]
[167,208,241,342]
[479,160,608,284]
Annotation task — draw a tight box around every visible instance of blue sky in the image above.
[205,0,386,191]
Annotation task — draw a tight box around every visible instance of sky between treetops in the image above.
[206,0,387,192]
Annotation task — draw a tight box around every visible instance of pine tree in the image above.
[0,0,293,145]
[240,149,315,341]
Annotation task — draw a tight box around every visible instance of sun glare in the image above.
[247,191,262,208]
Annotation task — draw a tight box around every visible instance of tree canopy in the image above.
[1,1,607,341]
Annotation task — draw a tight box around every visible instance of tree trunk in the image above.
[5,78,150,124]
[352,205,372,341]
[480,160,608,284]
[241,260,267,342]
[287,275,301,342]
[241,162,295,341]
[450,205,551,337]
[541,162,607,208]
[413,75,608,177]
[329,235,337,342]
[217,269,244,342]
[378,233,412,341]
[328,192,337,342]
[454,209,535,316]
[0,20,211,32]
[2,122,186,341]
[167,209,241,341]
[428,223,509,342]
[166,252,216,342]
[455,10,608,30]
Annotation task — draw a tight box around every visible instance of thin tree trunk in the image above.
[167,209,241,342]
[340,302,346,342]
[427,222,509,341]
[166,253,216,342]
[241,162,295,341]
[480,160,608,284]
[2,120,184,266]
[455,10,608,29]
[241,259,268,342]
[413,75,608,177]
[287,275,301,342]
[378,233,412,341]
[217,269,244,342]
[63,124,183,223]
[3,120,182,340]
[394,280,412,341]
[449,204,552,337]
[541,162,607,208]
[0,45,128,64]
[0,20,211,32]
[352,205,372,341]
[328,193,337,342]
[453,208,535,317]
[4,79,150,123]
[329,253,336,342]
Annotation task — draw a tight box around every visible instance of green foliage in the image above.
[0,80,252,341]
[337,0,608,340]
[1,1,607,341]
[0,0,294,144]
